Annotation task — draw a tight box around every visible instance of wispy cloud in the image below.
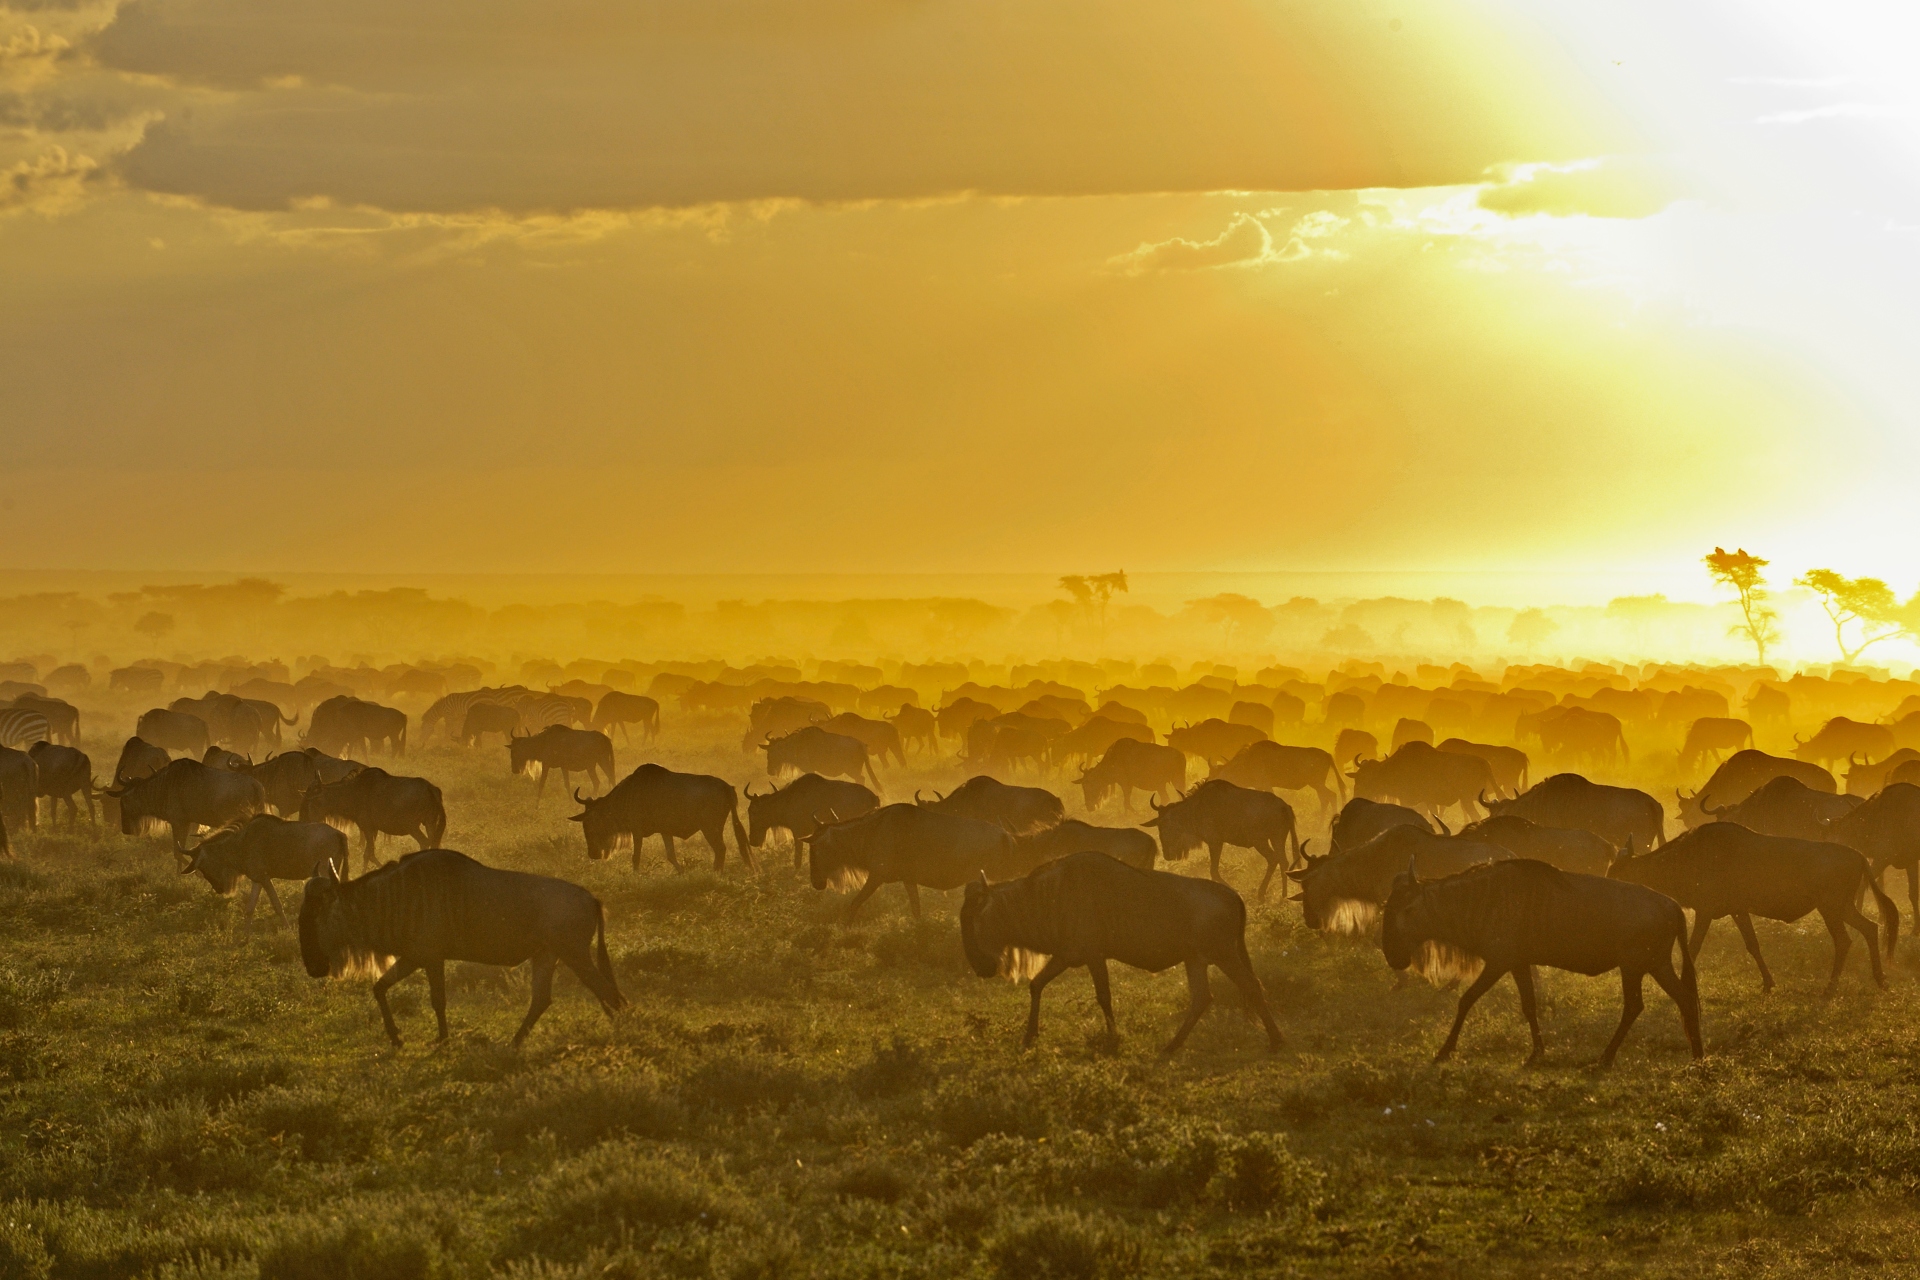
[1755,102,1900,125]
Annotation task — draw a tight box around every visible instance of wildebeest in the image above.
[1076,738,1188,813]
[1707,774,1861,842]
[936,696,1001,746]
[1676,750,1836,829]
[137,708,211,757]
[1333,728,1379,765]
[1143,779,1300,901]
[1518,706,1630,771]
[111,666,165,696]
[1436,738,1529,799]
[306,695,408,758]
[1288,823,1508,932]
[171,693,262,755]
[1609,823,1898,994]
[1383,859,1702,1067]
[1209,741,1341,813]
[246,748,361,815]
[820,712,906,768]
[1678,717,1754,774]
[744,772,879,866]
[1825,783,1920,919]
[1050,715,1153,771]
[112,737,172,786]
[966,721,1051,773]
[184,814,352,933]
[591,691,661,744]
[807,803,1019,920]
[961,853,1281,1052]
[1454,814,1613,876]
[28,742,93,828]
[858,684,920,717]
[202,745,252,773]
[567,763,751,872]
[300,767,446,866]
[1483,774,1665,850]
[1165,719,1268,767]
[1745,683,1791,729]
[300,849,626,1047]
[508,726,616,802]
[886,704,940,756]
[764,725,882,789]
[1795,717,1895,769]
[108,758,267,853]
[0,746,37,833]
[240,697,298,750]
[1013,818,1159,872]
[1349,742,1493,823]
[460,701,522,747]
[745,696,830,752]
[1390,718,1434,752]
[1228,700,1275,737]
[917,775,1065,836]
[1326,796,1432,856]
[1843,748,1920,797]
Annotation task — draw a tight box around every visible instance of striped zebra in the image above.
[0,708,51,750]
[7,696,77,745]
[511,692,586,732]
[421,687,530,744]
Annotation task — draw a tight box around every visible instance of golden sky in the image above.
[3,1,1917,585]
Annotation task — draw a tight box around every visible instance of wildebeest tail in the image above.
[426,790,448,848]
[594,901,628,1010]
[397,722,408,757]
[863,752,882,793]
[1869,874,1901,958]
[729,802,755,871]
[1676,909,1700,1028]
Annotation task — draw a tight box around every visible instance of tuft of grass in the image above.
[0,968,68,1029]
[985,1209,1144,1280]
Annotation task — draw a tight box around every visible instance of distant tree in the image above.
[1794,568,1920,663]
[1704,547,1779,665]
[1320,623,1374,653]
[1058,572,1129,633]
[133,611,174,641]
[1506,608,1558,651]
[1186,593,1274,648]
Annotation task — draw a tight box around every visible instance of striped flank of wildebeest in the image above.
[0,709,51,750]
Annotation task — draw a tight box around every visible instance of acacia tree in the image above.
[1704,547,1779,665]
[1794,568,1920,663]
[1506,608,1558,652]
[1058,571,1129,633]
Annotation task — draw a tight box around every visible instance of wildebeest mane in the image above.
[1397,859,1571,985]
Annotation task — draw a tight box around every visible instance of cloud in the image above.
[1476,157,1680,220]
[0,144,100,213]
[1755,102,1901,125]
[1110,213,1279,275]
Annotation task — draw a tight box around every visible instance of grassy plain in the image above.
[3,708,1920,1278]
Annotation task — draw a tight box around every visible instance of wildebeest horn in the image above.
[1794,732,1807,746]
[1676,787,1694,803]
[1148,795,1161,812]
[1433,816,1451,835]
[977,870,988,887]
[1477,790,1494,809]
[914,789,928,804]
[1700,798,1727,817]
[1405,853,1418,881]
[572,786,587,805]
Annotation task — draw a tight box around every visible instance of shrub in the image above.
[680,1053,809,1115]
[985,1209,1143,1280]
[256,1218,445,1280]
[833,1156,913,1203]
[848,1037,933,1100]
[508,1141,731,1261]
[931,1075,1044,1147]
[230,1084,379,1163]
[1209,1131,1321,1213]
[490,1067,685,1150]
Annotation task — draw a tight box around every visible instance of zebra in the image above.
[8,696,77,746]
[0,709,51,751]
[511,693,585,732]
[420,687,530,744]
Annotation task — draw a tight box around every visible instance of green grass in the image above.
[3,721,1919,1277]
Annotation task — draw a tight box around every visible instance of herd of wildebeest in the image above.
[7,653,1920,1068]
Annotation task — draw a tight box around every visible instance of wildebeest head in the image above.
[507,729,543,778]
[743,781,778,847]
[1140,793,1200,860]
[806,810,863,892]
[105,769,165,838]
[297,862,351,978]
[1477,790,1514,818]
[959,873,1049,981]
[1380,858,1425,971]
[566,787,624,860]
[1282,845,1355,931]
[202,746,251,772]
[1074,758,1116,810]
[182,825,247,894]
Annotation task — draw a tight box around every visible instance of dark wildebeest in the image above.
[744,773,879,867]
[299,849,626,1048]
[1678,717,1754,775]
[917,775,1064,836]
[1609,823,1898,995]
[1518,706,1630,771]
[461,701,522,748]
[1483,774,1665,850]
[858,685,920,717]
[307,695,409,758]
[172,693,261,755]
[1209,741,1342,814]
[0,746,38,833]
[1165,719,1268,768]
[886,704,939,757]
[112,737,172,786]
[137,708,210,758]
[1229,700,1275,737]
[1795,717,1895,769]
[10,694,78,746]
[820,712,905,768]
[1050,716,1152,771]
[1390,718,1435,752]
[967,721,1051,773]
[1076,738,1188,813]
[108,758,267,854]
[241,697,298,750]
[1323,691,1366,729]
[807,803,1019,920]
[202,745,252,773]
[1333,728,1379,766]
[936,697,1002,747]
[1708,775,1861,842]
[1436,738,1528,798]
[591,691,660,744]
[1143,779,1300,901]
[1327,796,1432,856]
[763,726,881,789]
[508,726,616,803]
[961,853,1281,1052]
[1677,749,1836,829]
[1746,683,1791,730]
[1455,814,1613,876]
[745,696,830,752]
[246,749,361,816]
[1825,783,1920,922]
[299,767,446,867]
[1843,748,1920,797]
[1383,859,1702,1067]
[1092,700,1152,728]
[1013,819,1159,872]
[28,742,93,828]
[1288,824,1507,932]
[1349,742,1494,823]
[183,815,351,934]
[567,763,751,872]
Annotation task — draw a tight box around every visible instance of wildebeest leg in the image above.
[259,878,290,931]
[1256,847,1281,902]
[1730,913,1775,992]
[1433,966,1506,1064]
[1216,945,1283,1051]
[1024,956,1073,1047]
[363,829,379,868]
[1088,959,1117,1037]
[660,834,681,872]
[426,960,450,1042]
[1512,966,1545,1066]
[1646,955,1702,1059]
[1817,907,1857,997]
[1208,841,1225,885]
[1164,959,1214,1054]
[843,877,882,922]
[1599,969,1646,1067]
[704,826,726,871]
[242,882,262,937]
[1686,911,1713,959]
[372,958,422,1047]
[904,881,923,919]
[512,956,556,1048]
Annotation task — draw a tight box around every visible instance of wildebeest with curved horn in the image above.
[1165,718,1268,768]
[1012,818,1159,872]
[808,802,1020,920]
[763,725,882,789]
[885,704,940,757]
[567,763,752,872]
[1288,823,1508,933]
[246,748,361,815]
[1608,823,1898,995]
[137,707,211,758]
[744,773,879,867]
[1677,717,1754,775]
[28,741,94,828]
[1383,858,1702,1067]
[299,767,446,867]
[1326,796,1433,855]
[1435,738,1529,799]
[962,853,1281,1052]
[1482,773,1665,850]
[592,690,661,744]
[1348,741,1494,824]
[1824,782,1920,920]
[507,725,617,803]
[819,712,906,768]
[1707,775,1861,842]
[299,848,626,1048]
[183,814,351,934]
[107,757,266,854]
[1794,717,1895,770]
[1454,814,1614,876]
[112,737,172,787]
[1676,749,1835,829]
[1142,779,1300,901]
[916,774,1064,836]
[1209,740,1342,814]
[1076,737,1188,813]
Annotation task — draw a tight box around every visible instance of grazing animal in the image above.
[1050,716,1153,771]
[1455,814,1614,876]
[171,694,263,755]
[592,691,661,743]
[1013,819,1159,872]
[0,746,38,833]
[1383,859,1702,1067]
[1209,741,1342,814]
[1228,700,1275,737]
[1795,717,1895,769]
[1333,728,1379,765]
[136,708,211,757]
[1076,738,1188,813]
[1288,824,1508,932]
[820,712,906,768]
[8,695,78,745]
[746,696,830,752]
[886,704,940,756]
[1390,718,1434,752]
[1707,775,1861,841]
[1843,748,1920,797]
[763,725,882,789]
[1677,750,1835,829]
[507,726,617,802]
[1165,718,1268,767]
[111,666,166,695]
[1435,738,1529,798]
[936,697,1002,747]
[0,708,51,751]
[299,849,626,1048]
[1482,774,1665,850]
[108,758,267,854]
[567,763,751,872]
[202,745,252,773]
[246,749,361,815]
[1825,783,1920,920]
[184,815,352,934]
[917,775,1065,836]
[1326,797,1432,855]
[112,737,172,786]
[420,688,525,745]
[967,721,1052,773]
[1348,741,1494,823]
[744,773,879,866]
[1609,823,1898,995]
[299,767,446,866]
[305,695,408,758]
[1678,717,1754,774]
[1517,706,1629,771]
[460,701,523,747]
[27,742,93,828]
[1143,779,1300,901]
[807,803,1020,920]
[962,853,1281,1052]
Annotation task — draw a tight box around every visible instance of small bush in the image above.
[257,1218,445,1280]
[508,1141,730,1260]
[833,1156,913,1202]
[680,1053,809,1115]
[985,1209,1143,1280]
[848,1037,933,1100]
[491,1067,685,1150]
[1209,1131,1320,1213]
[231,1084,379,1163]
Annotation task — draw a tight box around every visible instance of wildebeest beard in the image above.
[1409,940,1485,989]
[822,864,868,893]
[1323,898,1381,934]
[300,890,393,980]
